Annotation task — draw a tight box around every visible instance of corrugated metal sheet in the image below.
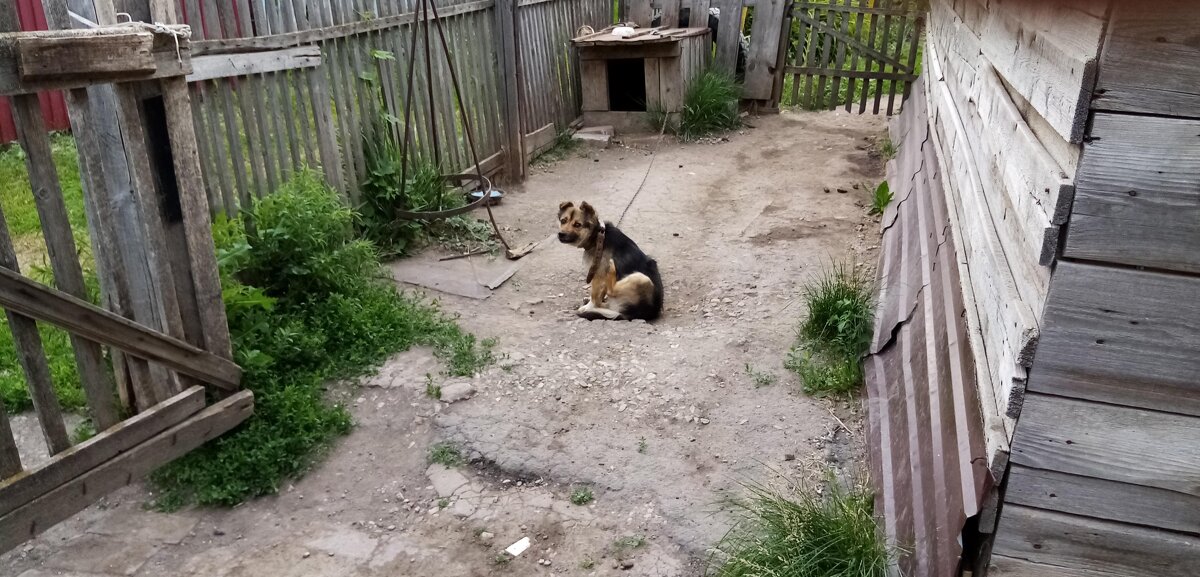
[0,0,72,143]
[866,79,992,577]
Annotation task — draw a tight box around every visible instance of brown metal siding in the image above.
[866,79,992,577]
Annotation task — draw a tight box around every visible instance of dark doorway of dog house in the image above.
[607,58,647,112]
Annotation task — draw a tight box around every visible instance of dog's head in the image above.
[557,201,600,247]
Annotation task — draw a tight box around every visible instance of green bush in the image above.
[679,71,742,141]
[150,171,494,508]
[709,476,894,577]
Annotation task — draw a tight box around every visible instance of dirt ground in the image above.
[1,109,887,577]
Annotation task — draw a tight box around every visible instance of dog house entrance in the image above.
[607,58,647,111]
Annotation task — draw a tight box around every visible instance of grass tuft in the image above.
[149,171,493,509]
[428,442,465,467]
[869,181,893,216]
[878,137,897,160]
[708,476,894,577]
[679,71,741,141]
[424,373,441,399]
[570,486,594,506]
[785,262,874,396]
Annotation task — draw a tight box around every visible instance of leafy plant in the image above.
[869,181,893,216]
[429,441,465,467]
[708,475,895,577]
[570,486,595,505]
[679,71,742,141]
[150,171,493,509]
[637,437,648,454]
[425,373,441,399]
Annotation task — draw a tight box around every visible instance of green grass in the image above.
[438,497,450,509]
[0,136,98,414]
[744,363,778,388]
[879,136,897,159]
[428,441,465,467]
[0,135,88,237]
[708,476,894,577]
[570,486,594,506]
[149,171,494,509]
[785,262,874,396]
[679,71,742,141]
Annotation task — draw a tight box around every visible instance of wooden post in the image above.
[496,0,525,182]
[743,0,786,100]
[662,0,681,27]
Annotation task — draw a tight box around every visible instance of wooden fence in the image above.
[783,0,923,114]
[0,0,251,553]
[177,0,610,215]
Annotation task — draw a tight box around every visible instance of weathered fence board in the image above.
[1065,113,1200,274]
[1028,261,1200,417]
[1011,393,1200,497]
[993,505,1200,577]
[1093,1,1200,119]
[1006,465,1200,536]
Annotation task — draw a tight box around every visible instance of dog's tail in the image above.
[646,259,664,321]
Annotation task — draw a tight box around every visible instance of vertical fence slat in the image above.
[215,84,250,210]
[0,401,21,477]
[858,0,881,113]
[872,0,893,114]
[10,95,120,431]
[843,0,866,112]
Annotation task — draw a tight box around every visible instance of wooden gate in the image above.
[0,0,250,553]
[783,0,923,114]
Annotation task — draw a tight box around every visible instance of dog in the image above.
[557,201,663,321]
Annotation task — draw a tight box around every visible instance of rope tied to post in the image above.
[114,13,192,65]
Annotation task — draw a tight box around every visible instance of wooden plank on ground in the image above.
[0,387,204,518]
[523,122,557,163]
[1029,261,1200,416]
[1093,1,1200,118]
[0,266,241,389]
[1064,113,1200,273]
[187,45,321,81]
[977,0,1104,143]
[0,390,253,555]
[742,0,784,99]
[1011,393,1200,497]
[1006,465,1200,536]
[992,505,1200,577]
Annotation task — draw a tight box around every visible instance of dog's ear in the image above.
[579,201,597,220]
[558,201,574,214]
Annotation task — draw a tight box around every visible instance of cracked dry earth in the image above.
[1,110,887,577]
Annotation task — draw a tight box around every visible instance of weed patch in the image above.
[150,171,492,509]
[878,137,897,160]
[708,476,894,577]
[570,486,594,505]
[359,110,496,257]
[429,441,465,467]
[744,363,778,388]
[531,130,580,165]
[679,71,741,141]
[786,262,874,396]
[869,181,893,216]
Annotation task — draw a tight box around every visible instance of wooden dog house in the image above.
[572,27,709,132]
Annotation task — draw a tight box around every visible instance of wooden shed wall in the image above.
[986,1,1200,576]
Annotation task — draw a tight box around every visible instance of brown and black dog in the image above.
[557,201,663,321]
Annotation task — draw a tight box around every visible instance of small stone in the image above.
[783,453,796,462]
[699,418,710,425]
[852,183,861,189]
[620,560,635,570]
[213,529,226,536]
[837,188,849,194]
[480,531,495,541]
[440,382,476,403]
[302,551,311,559]
[387,525,397,531]
[823,187,831,193]
[328,552,336,557]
